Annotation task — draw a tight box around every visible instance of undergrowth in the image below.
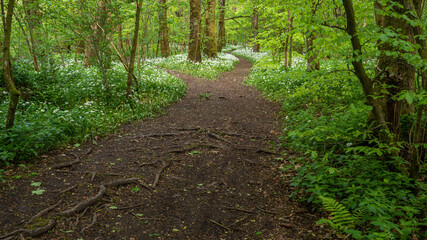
[237,49,427,239]
[145,53,239,80]
[0,58,186,165]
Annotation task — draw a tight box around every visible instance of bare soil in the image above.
[0,58,331,239]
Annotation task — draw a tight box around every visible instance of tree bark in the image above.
[204,0,217,58]
[126,0,143,98]
[159,0,170,58]
[22,0,40,71]
[252,6,259,52]
[188,0,202,62]
[217,0,226,52]
[342,0,388,129]
[2,0,20,129]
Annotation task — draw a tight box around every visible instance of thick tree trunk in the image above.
[159,0,170,58]
[204,0,217,58]
[188,0,202,63]
[252,6,259,52]
[217,0,226,52]
[126,0,142,98]
[2,0,20,129]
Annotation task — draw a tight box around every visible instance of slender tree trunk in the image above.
[288,15,294,67]
[2,0,20,129]
[188,0,202,62]
[159,0,170,58]
[22,0,40,71]
[342,0,388,129]
[217,0,226,52]
[252,6,259,52]
[126,0,142,98]
[118,23,128,66]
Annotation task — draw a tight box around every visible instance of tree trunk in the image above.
[306,32,319,71]
[159,0,170,58]
[22,0,40,71]
[126,0,142,98]
[252,6,259,52]
[118,23,128,66]
[204,0,217,58]
[2,0,20,129]
[217,0,226,52]
[188,0,202,63]
[288,15,294,68]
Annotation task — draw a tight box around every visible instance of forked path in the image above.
[0,58,328,239]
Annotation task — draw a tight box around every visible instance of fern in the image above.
[317,196,356,232]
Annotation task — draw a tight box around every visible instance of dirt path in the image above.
[0,58,329,239]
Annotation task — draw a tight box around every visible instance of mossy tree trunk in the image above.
[342,0,426,178]
[204,0,217,58]
[2,0,20,129]
[159,0,170,58]
[252,6,259,52]
[126,0,143,98]
[217,0,226,52]
[188,0,202,63]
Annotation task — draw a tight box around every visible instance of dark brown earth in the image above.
[0,58,332,239]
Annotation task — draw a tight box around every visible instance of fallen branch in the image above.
[0,220,56,239]
[80,212,97,233]
[27,200,63,225]
[153,161,170,188]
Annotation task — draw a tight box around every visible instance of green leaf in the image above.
[131,186,140,192]
[188,150,201,155]
[31,189,45,195]
[31,182,42,187]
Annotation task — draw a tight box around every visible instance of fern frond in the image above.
[318,196,356,231]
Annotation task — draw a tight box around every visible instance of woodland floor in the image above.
[0,58,333,239]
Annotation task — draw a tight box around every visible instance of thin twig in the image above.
[224,207,256,214]
[256,206,276,215]
[210,219,231,231]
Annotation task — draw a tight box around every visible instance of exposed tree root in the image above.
[256,206,276,215]
[168,144,223,154]
[139,160,158,167]
[80,212,97,233]
[207,131,232,144]
[51,153,80,170]
[153,161,170,188]
[56,184,77,196]
[26,200,63,225]
[61,178,149,216]
[0,220,56,239]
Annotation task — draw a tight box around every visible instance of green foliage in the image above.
[317,196,355,232]
[146,53,239,80]
[0,58,186,165]
[246,51,427,239]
